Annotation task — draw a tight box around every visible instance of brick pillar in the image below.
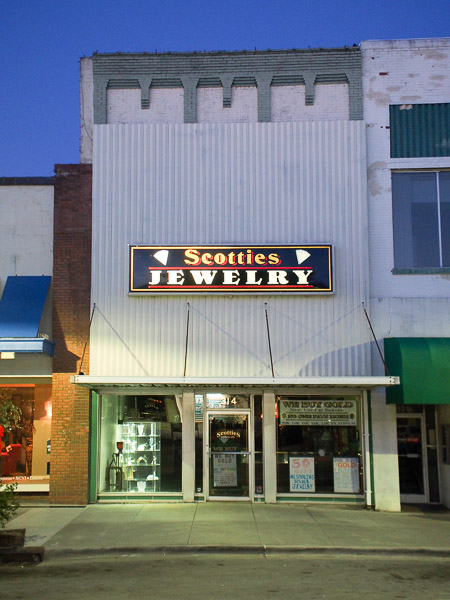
[50,164,92,504]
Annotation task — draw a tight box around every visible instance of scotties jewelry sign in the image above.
[129,245,332,294]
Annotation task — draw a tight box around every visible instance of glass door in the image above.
[397,416,427,503]
[206,411,252,500]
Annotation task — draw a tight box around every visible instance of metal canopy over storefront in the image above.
[0,275,55,356]
[385,337,450,405]
[72,375,399,391]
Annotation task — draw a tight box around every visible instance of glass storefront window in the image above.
[0,385,52,490]
[99,395,182,494]
[276,396,362,494]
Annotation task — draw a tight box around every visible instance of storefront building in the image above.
[4,40,448,510]
[361,38,450,509]
[0,179,54,494]
[73,47,398,506]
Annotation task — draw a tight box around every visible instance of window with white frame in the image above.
[392,171,450,269]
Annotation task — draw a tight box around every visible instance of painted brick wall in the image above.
[50,164,92,505]
[271,83,349,121]
[81,57,94,164]
[107,88,184,124]
[105,83,351,125]
[197,87,257,122]
[0,182,54,284]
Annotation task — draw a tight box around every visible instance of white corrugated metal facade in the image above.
[90,121,371,378]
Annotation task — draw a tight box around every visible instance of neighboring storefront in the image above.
[0,179,54,494]
[0,276,54,493]
[0,383,52,492]
[361,38,450,510]
[385,338,450,505]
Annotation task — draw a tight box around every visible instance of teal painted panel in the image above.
[89,392,99,503]
[390,103,450,157]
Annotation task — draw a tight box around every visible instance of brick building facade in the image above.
[50,164,92,504]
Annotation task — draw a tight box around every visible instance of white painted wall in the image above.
[0,185,54,288]
[362,38,450,510]
[104,84,351,125]
[370,391,401,511]
[271,84,349,122]
[107,88,184,124]
[197,87,257,122]
[80,57,94,163]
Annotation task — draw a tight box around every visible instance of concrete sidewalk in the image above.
[6,502,450,558]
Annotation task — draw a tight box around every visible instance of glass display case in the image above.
[120,422,161,492]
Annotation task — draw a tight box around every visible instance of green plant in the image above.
[0,389,21,528]
[0,482,19,528]
[0,389,22,430]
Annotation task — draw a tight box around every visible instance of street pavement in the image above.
[3,553,450,600]
[5,501,450,559]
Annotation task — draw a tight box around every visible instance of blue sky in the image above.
[1,0,449,177]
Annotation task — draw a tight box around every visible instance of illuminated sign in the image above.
[216,430,241,439]
[129,245,333,294]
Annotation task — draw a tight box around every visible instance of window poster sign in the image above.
[289,457,315,492]
[195,395,203,422]
[333,457,360,493]
[129,245,332,294]
[280,399,357,426]
[213,454,238,487]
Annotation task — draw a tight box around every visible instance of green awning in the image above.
[384,338,450,405]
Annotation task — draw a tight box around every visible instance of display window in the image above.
[99,394,182,494]
[276,396,363,494]
[0,384,52,491]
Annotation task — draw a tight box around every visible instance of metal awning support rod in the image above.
[79,303,96,375]
[264,302,275,378]
[362,303,391,376]
[183,302,190,377]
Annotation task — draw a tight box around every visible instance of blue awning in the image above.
[0,276,55,357]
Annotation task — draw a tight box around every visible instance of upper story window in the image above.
[390,104,450,158]
[392,171,450,270]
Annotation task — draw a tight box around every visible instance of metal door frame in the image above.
[397,413,428,503]
[204,408,253,501]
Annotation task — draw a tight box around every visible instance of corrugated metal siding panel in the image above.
[390,103,450,158]
[91,122,370,378]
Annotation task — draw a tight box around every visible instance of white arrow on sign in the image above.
[153,250,169,265]
[296,249,311,265]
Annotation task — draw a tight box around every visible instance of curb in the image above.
[44,545,450,559]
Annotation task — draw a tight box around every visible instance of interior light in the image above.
[45,400,52,419]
